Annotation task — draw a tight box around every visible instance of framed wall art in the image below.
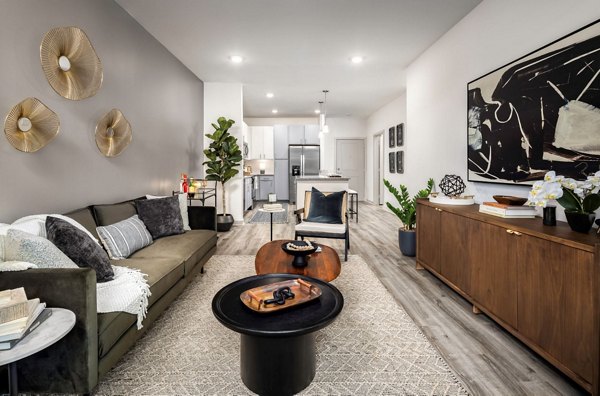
[389,152,395,173]
[467,18,600,185]
[396,123,404,147]
[396,151,404,174]
[388,126,395,148]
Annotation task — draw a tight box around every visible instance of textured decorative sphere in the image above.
[439,174,466,197]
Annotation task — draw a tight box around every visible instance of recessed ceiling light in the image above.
[350,55,364,64]
[272,109,278,114]
[314,109,321,114]
[266,92,274,98]
[229,55,243,63]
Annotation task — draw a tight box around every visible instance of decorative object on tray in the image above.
[4,97,59,153]
[388,126,395,148]
[203,117,242,232]
[428,193,475,206]
[467,19,600,185]
[95,109,132,157]
[388,152,395,173]
[492,195,528,206]
[396,123,404,146]
[40,26,103,100]
[479,202,536,219]
[528,171,600,233]
[384,178,434,257]
[396,151,404,174]
[240,278,322,313]
[439,174,466,197]
[282,240,318,267]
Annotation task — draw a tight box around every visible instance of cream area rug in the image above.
[95,255,470,395]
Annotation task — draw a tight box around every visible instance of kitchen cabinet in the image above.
[304,124,320,144]
[257,175,274,201]
[249,126,274,159]
[288,124,320,145]
[416,200,600,393]
[274,160,289,200]
[273,125,289,159]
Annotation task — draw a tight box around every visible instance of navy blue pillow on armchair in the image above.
[305,187,345,224]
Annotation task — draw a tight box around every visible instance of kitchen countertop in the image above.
[250,173,274,176]
[295,176,350,181]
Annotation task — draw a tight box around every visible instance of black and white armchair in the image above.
[294,189,349,261]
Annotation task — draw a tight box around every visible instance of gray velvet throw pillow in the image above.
[46,216,114,283]
[135,195,184,239]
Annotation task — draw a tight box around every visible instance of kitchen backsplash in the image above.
[244,159,274,174]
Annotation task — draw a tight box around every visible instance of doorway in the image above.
[373,132,384,205]
[335,139,365,199]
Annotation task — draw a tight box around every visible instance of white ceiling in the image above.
[116,0,481,118]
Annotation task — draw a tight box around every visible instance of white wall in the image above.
[365,94,406,204]
[404,0,600,221]
[203,82,244,222]
[0,0,204,222]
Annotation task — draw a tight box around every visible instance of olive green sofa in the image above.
[0,198,217,395]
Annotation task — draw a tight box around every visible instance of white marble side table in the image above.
[0,308,76,396]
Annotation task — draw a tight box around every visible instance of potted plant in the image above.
[203,117,242,232]
[528,171,600,233]
[384,178,434,256]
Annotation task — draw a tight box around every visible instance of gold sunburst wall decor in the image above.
[95,109,132,157]
[4,97,60,153]
[40,26,103,100]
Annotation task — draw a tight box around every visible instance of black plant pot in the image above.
[217,214,234,232]
[398,229,416,257]
[564,211,596,234]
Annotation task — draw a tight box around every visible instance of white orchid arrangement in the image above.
[528,171,600,214]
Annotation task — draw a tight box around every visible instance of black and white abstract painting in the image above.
[389,152,395,173]
[396,124,404,146]
[396,151,404,174]
[389,126,395,148]
[467,19,600,185]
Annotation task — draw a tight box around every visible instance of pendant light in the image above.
[320,90,329,134]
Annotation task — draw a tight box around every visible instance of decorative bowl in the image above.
[281,241,318,268]
[493,195,528,206]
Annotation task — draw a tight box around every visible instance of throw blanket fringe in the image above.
[97,266,151,329]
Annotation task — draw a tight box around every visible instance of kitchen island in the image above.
[295,176,350,210]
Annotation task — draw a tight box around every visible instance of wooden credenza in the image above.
[416,199,600,394]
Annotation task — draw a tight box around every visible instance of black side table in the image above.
[212,274,344,396]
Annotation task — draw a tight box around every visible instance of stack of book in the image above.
[479,202,537,218]
[0,287,50,350]
[263,203,283,212]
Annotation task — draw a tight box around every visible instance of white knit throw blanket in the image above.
[97,266,151,330]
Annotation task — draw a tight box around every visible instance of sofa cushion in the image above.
[96,215,153,260]
[130,230,217,276]
[4,229,78,269]
[295,221,346,236]
[46,217,114,283]
[93,202,137,227]
[135,196,184,239]
[97,256,185,358]
[64,207,99,239]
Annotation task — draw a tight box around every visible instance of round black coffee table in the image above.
[212,273,344,396]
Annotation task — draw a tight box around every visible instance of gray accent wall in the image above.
[0,0,204,222]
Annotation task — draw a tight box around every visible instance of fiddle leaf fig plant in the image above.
[203,117,242,215]
[384,178,434,230]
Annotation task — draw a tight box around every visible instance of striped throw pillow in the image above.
[96,215,153,260]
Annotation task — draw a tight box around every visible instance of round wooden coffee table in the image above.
[255,240,341,282]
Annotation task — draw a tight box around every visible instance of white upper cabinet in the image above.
[304,124,320,145]
[248,126,274,159]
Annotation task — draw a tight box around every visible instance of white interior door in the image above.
[335,139,365,199]
[373,133,384,205]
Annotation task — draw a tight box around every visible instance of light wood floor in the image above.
[217,202,584,395]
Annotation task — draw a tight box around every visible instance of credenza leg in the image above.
[415,262,424,270]
[472,305,482,314]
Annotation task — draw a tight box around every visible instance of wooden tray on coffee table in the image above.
[240,278,322,313]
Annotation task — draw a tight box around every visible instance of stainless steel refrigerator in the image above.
[289,145,320,204]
